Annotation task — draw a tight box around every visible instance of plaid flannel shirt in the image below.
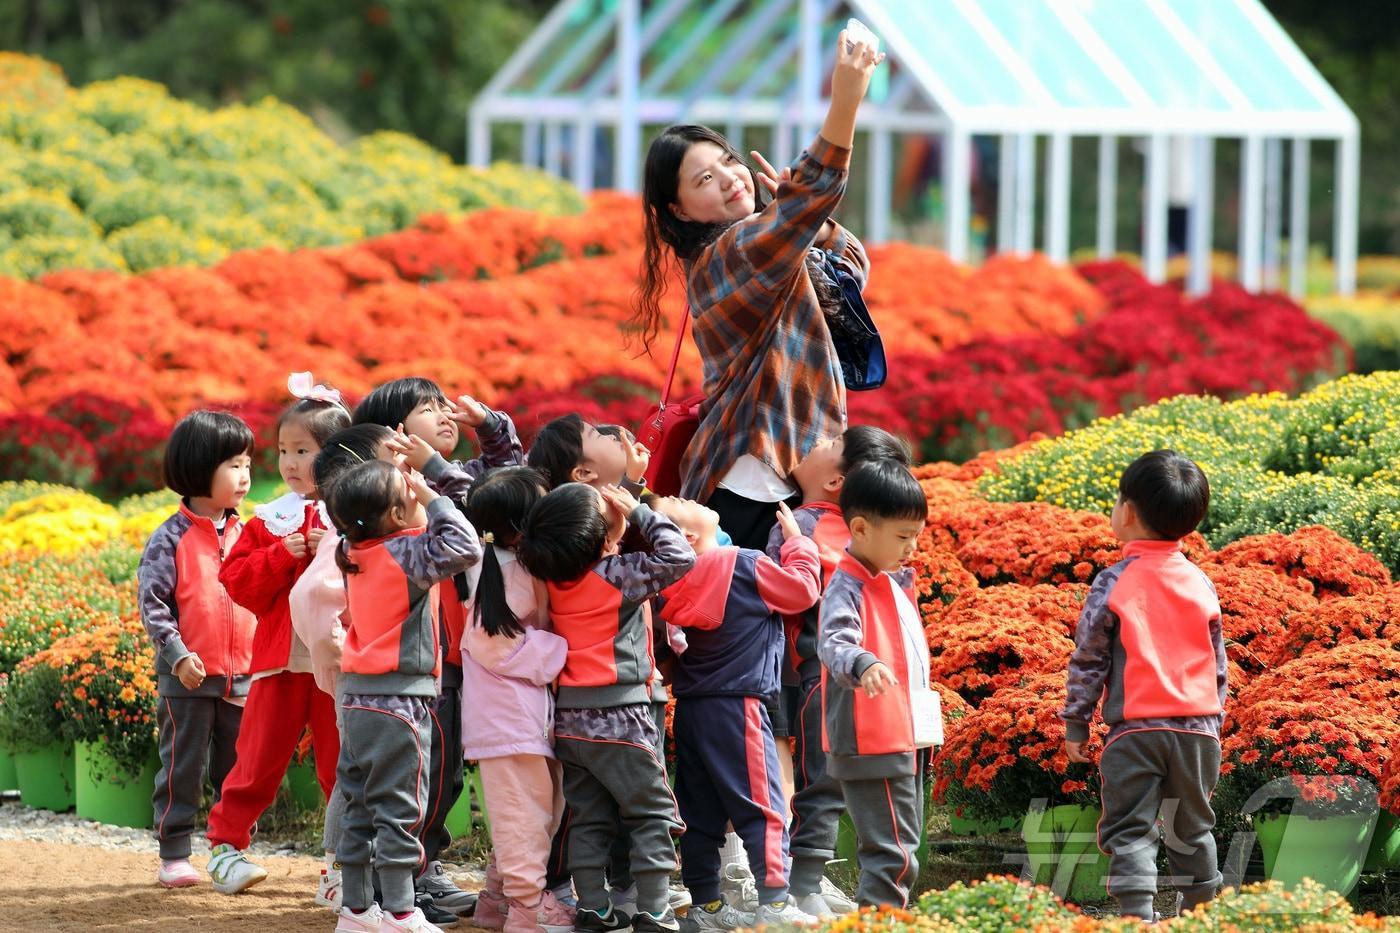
[679,135,870,502]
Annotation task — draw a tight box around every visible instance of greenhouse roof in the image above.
[474,0,1356,140]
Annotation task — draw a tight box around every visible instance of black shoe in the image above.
[633,907,682,933]
[416,891,462,927]
[576,904,633,933]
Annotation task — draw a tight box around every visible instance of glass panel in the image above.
[1171,0,1330,112]
[977,0,1130,108]
[875,0,1037,108]
[1076,0,1232,111]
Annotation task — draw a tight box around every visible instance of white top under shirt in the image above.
[717,454,797,503]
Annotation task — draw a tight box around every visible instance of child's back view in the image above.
[1060,450,1225,922]
[519,483,695,933]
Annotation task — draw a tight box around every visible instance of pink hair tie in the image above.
[288,371,344,407]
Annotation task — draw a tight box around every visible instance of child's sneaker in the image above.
[689,901,754,932]
[549,882,579,909]
[475,860,509,930]
[317,867,344,910]
[417,860,478,916]
[414,892,461,927]
[755,900,819,927]
[156,858,200,888]
[793,893,835,920]
[575,903,633,933]
[818,877,856,915]
[336,904,385,932]
[506,890,576,933]
[206,843,268,894]
[719,864,758,912]
[381,907,445,932]
[668,886,693,912]
[632,907,682,933]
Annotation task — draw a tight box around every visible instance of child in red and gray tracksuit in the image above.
[139,411,258,889]
[1060,450,1225,922]
[653,497,821,929]
[518,483,694,933]
[818,461,940,910]
[327,459,481,932]
[766,425,910,913]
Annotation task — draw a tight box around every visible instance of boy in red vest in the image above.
[1061,449,1225,922]
[765,425,909,918]
[817,460,940,909]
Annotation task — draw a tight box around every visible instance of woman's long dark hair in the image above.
[464,467,548,638]
[634,125,769,353]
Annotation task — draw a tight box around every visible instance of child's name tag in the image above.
[911,687,943,748]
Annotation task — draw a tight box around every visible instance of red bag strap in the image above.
[658,306,691,409]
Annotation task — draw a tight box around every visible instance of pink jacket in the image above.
[461,547,568,760]
[288,527,347,696]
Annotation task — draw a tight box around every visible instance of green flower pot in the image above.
[949,806,1018,836]
[0,742,18,792]
[14,740,75,812]
[445,765,490,842]
[1364,812,1400,872]
[1254,811,1376,895]
[283,761,325,812]
[74,740,158,829]
[1021,803,1110,903]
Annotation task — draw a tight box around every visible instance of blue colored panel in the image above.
[976,0,1130,108]
[1171,0,1329,112]
[872,0,1037,108]
[1076,0,1232,111]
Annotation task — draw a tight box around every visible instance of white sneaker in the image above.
[337,904,384,932]
[157,858,201,888]
[381,907,445,932]
[611,882,639,917]
[207,844,268,894]
[668,886,693,912]
[794,894,835,920]
[755,901,819,927]
[689,902,755,931]
[818,876,856,915]
[418,860,478,916]
[318,867,344,910]
[719,864,758,912]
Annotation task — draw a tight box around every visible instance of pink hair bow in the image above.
[288,372,343,406]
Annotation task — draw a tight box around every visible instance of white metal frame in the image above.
[470,0,1361,294]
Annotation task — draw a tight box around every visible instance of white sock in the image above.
[721,832,747,870]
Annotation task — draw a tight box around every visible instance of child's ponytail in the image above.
[335,537,360,576]
[473,540,520,639]
[464,466,549,638]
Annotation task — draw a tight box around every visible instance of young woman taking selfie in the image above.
[634,27,886,550]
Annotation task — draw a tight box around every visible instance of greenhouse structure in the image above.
[469,0,1359,295]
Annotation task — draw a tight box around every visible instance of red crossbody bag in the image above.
[637,308,705,498]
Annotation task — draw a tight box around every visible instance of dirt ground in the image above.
[2,839,486,932]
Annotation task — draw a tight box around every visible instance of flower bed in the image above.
[981,372,1400,573]
[0,55,581,277]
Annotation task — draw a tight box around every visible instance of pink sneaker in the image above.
[474,860,508,931]
[506,891,576,933]
[157,858,201,888]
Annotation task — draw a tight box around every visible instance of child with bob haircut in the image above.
[1061,450,1225,923]
[139,411,258,889]
[818,459,938,910]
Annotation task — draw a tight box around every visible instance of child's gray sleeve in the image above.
[387,498,482,591]
[598,505,696,603]
[1060,572,1117,742]
[818,571,876,687]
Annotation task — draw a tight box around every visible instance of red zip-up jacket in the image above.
[342,498,481,697]
[818,553,928,779]
[549,505,695,710]
[138,504,257,698]
[218,499,325,675]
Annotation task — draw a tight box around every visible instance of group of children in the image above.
[137,372,943,933]
[138,370,1228,932]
